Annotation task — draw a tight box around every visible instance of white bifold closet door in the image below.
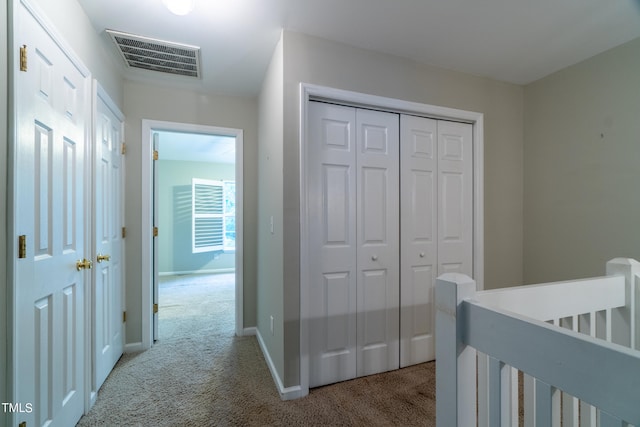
[399,115,473,367]
[307,102,473,387]
[308,102,399,387]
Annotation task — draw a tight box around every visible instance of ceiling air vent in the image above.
[106,29,201,78]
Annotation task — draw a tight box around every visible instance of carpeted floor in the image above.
[77,273,437,426]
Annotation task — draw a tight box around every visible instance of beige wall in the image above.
[123,81,259,343]
[523,37,640,283]
[257,35,285,383]
[270,31,525,387]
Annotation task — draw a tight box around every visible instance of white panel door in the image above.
[400,115,438,367]
[356,109,400,377]
[93,83,125,394]
[437,121,473,276]
[308,102,358,387]
[14,3,89,426]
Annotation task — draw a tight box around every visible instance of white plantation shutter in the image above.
[192,178,224,253]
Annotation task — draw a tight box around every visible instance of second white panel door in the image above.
[399,115,473,368]
[307,102,400,387]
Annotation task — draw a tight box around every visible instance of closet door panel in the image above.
[308,102,358,387]
[356,109,400,376]
[438,121,473,276]
[400,115,438,367]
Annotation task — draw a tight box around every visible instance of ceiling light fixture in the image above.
[162,0,195,16]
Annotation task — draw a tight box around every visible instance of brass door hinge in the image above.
[122,227,126,238]
[153,303,158,314]
[153,150,158,160]
[121,143,126,155]
[20,45,27,71]
[153,226,158,237]
[18,235,27,258]
[123,311,127,323]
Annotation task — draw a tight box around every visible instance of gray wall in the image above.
[523,37,640,283]
[123,81,259,343]
[257,34,285,383]
[157,160,235,274]
[256,30,525,388]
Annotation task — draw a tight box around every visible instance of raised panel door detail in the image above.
[360,167,388,244]
[323,119,351,151]
[441,171,464,242]
[63,137,77,251]
[35,124,52,257]
[360,269,388,346]
[323,165,351,245]
[36,48,52,102]
[441,133,464,161]
[62,285,77,400]
[34,296,53,426]
[323,273,351,353]
[410,170,435,242]
[362,124,388,153]
[411,129,435,159]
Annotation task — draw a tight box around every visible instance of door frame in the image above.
[298,83,485,396]
[141,119,244,349]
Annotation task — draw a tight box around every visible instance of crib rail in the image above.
[436,258,640,427]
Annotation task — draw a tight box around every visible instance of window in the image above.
[192,178,236,253]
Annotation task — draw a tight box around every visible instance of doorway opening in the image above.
[154,130,238,341]
[142,120,244,349]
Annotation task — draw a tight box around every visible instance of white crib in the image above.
[435,258,640,426]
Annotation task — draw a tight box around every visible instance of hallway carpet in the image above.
[77,274,437,426]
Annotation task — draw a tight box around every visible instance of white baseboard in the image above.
[159,268,235,277]
[242,326,257,336]
[255,329,308,401]
[124,342,145,353]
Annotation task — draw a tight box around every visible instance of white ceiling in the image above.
[78,0,640,97]
[156,130,236,163]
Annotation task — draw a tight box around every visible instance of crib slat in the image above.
[580,401,597,427]
[487,358,518,427]
[534,380,554,427]
[488,357,502,425]
[524,374,535,427]
[561,317,579,427]
[478,352,489,427]
[509,367,518,426]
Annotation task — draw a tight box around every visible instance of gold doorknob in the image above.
[76,259,93,271]
[97,254,111,263]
